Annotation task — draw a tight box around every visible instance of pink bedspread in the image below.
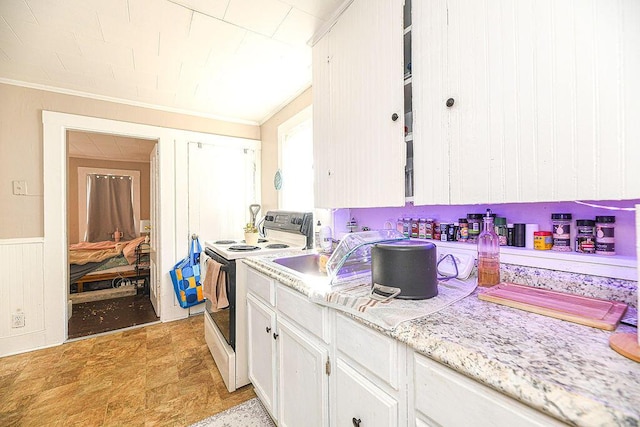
[69,236,147,265]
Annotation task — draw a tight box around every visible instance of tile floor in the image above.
[0,315,255,426]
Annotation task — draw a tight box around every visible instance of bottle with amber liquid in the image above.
[477,209,500,287]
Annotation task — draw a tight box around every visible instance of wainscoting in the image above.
[0,238,46,356]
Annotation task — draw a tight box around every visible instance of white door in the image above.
[277,317,329,427]
[187,142,259,243]
[149,143,160,316]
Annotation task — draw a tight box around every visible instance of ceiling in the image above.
[0,0,341,124]
[67,130,157,162]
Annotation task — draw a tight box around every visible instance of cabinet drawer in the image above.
[336,314,401,390]
[276,283,329,343]
[246,268,275,306]
[413,353,564,427]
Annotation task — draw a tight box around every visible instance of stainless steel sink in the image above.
[273,253,327,277]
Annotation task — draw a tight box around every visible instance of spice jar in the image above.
[533,231,553,250]
[506,224,515,246]
[425,219,434,239]
[449,223,458,242]
[595,216,615,255]
[494,217,508,246]
[411,218,419,238]
[551,213,572,251]
[458,219,469,242]
[418,218,427,239]
[402,217,411,237]
[433,221,441,240]
[575,219,596,254]
[467,213,483,243]
[440,223,450,241]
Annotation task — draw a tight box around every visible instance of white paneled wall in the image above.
[0,239,45,344]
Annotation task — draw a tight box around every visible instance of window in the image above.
[278,106,313,211]
[86,174,136,242]
[78,167,141,242]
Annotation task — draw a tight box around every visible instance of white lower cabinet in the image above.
[332,313,406,427]
[411,352,565,427]
[246,293,277,419]
[246,269,330,426]
[334,358,399,427]
[277,317,329,426]
[246,266,566,426]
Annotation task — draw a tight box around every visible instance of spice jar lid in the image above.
[551,213,572,220]
[534,231,552,236]
[595,215,616,223]
[576,219,595,226]
[467,213,484,219]
[494,217,507,226]
[458,218,468,223]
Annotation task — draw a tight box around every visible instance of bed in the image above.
[69,237,148,292]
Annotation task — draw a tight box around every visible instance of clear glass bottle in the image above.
[477,209,500,287]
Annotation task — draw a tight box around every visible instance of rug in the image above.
[190,398,275,427]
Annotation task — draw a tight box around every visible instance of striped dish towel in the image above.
[309,278,477,330]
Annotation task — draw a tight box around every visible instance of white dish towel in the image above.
[308,278,477,331]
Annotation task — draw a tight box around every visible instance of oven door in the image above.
[204,248,236,349]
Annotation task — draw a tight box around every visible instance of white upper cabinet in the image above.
[312,0,406,208]
[413,0,640,205]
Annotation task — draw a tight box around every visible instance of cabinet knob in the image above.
[391,113,399,121]
[446,98,455,107]
[266,327,271,333]
[273,332,279,340]
[352,418,361,426]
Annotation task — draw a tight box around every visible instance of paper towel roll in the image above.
[525,224,539,249]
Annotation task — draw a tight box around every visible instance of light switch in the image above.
[12,180,27,195]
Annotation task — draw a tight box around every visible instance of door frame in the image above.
[43,111,185,344]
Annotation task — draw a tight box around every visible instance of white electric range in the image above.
[202,210,313,392]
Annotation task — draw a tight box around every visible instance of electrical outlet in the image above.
[12,313,25,328]
[12,180,27,195]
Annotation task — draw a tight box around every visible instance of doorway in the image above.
[43,112,189,347]
[66,130,159,339]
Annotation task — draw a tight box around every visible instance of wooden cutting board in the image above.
[478,283,627,331]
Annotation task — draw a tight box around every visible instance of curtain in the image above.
[86,174,136,242]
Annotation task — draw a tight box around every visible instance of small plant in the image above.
[244,223,258,233]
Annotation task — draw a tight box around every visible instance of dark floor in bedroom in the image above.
[68,294,160,339]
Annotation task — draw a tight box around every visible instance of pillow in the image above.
[122,236,147,264]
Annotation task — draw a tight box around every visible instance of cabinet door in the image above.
[246,294,278,420]
[412,0,450,205]
[276,317,329,427]
[413,0,640,204]
[312,0,406,208]
[334,357,399,427]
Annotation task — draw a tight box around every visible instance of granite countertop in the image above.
[243,252,640,427]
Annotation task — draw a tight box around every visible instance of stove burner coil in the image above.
[265,243,289,249]
[228,245,261,252]
[214,240,236,244]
